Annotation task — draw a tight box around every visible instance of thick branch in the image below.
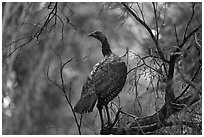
[164,52,182,108]
[102,92,200,134]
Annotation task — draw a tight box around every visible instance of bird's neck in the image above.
[101,38,112,57]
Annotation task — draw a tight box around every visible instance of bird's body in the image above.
[74,53,127,113]
[74,30,127,129]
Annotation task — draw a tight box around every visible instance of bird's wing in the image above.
[81,58,127,104]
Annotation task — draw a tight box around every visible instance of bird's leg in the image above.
[97,104,104,129]
[105,104,112,126]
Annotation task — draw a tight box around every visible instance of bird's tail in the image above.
[74,93,97,114]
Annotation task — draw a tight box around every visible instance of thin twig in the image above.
[60,58,82,135]
[19,2,33,30]
[175,64,201,100]
[119,110,138,119]
[120,110,144,134]
[46,55,62,90]
[152,2,159,41]
[179,24,201,49]
[54,14,65,46]
[183,3,196,40]
[194,32,201,49]
[136,2,145,23]
[3,35,33,51]
[7,36,34,57]
[174,24,179,46]
[47,49,82,134]
[159,3,167,34]
[176,65,200,93]
[121,2,169,63]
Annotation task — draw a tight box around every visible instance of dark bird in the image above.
[74,30,127,129]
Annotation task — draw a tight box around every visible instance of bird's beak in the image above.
[88,33,93,37]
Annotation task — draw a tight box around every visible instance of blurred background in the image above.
[2,2,201,134]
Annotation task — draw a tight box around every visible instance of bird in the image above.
[74,30,127,129]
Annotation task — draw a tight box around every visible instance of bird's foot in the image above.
[100,108,122,134]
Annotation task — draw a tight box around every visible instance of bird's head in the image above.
[88,30,112,56]
[88,30,107,42]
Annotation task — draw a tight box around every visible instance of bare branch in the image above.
[183,3,196,40]
[19,2,33,30]
[121,2,169,63]
[47,48,82,135]
[103,92,200,134]
[158,3,167,34]
[179,24,201,49]
[152,2,159,42]
[7,36,34,57]
[175,64,201,100]
[127,51,165,76]
[195,32,201,50]
[174,24,179,46]
[176,65,201,94]
[59,60,82,135]
[3,2,66,58]
[46,54,62,90]
[119,110,138,119]
[136,2,145,23]
[3,35,33,51]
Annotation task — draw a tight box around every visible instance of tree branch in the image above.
[102,92,200,134]
[183,3,196,40]
[121,2,169,63]
[47,49,82,135]
[179,24,201,49]
[175,64,201,101]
